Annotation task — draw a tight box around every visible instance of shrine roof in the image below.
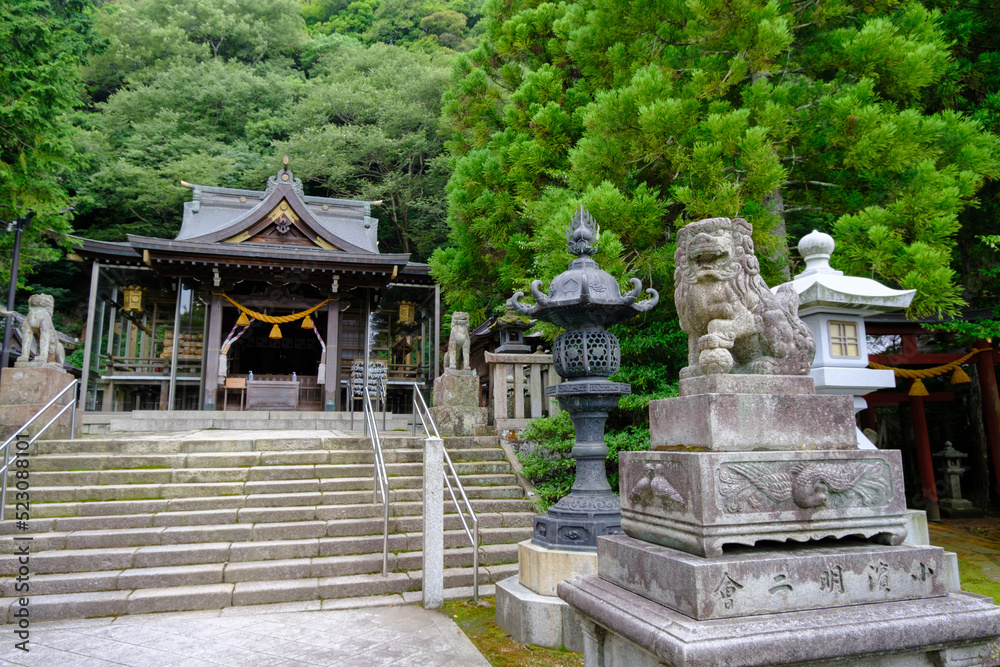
[176,163,379,253]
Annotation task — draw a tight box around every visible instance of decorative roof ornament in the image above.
[265,156,304,198]
[567,205,599,257]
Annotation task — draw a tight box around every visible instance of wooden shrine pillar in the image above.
[910,395,940,521]
[324,301,342,412]
[975,345,1000,494]
[202,294,223,411]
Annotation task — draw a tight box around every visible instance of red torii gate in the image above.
[864,321,1000,521]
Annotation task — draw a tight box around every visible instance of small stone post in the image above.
[422,435,444,609]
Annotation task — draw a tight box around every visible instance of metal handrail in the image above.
[362,386,390,576]
[1,379,79,520]
[411,383,480,602]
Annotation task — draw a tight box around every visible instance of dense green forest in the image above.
[1,0,485,330]
[2,0,999,360]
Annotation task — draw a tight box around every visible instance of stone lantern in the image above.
[493,308,533,353]
[783,230,915,448]
[934,441,983,518]
[510,205,659,550]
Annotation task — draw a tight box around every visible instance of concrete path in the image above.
[0,603,490,666]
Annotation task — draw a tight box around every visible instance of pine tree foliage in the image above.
[431,0,1000,319]
[0,0,94,287]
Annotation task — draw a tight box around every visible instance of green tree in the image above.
[264,37,452,258]
[86,0,307,102]
[71,32,451,260]
[300,0,378,37]
[72,58,307,241]
[0,0,94,287]
[919,0,1000,315]
[432,0,1000,321]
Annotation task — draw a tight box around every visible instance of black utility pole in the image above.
[1,212,35,372]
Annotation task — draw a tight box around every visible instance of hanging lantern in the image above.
[122,286,145,313]
[398,301,416,326]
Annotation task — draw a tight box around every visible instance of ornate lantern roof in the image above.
[510,206,659,329]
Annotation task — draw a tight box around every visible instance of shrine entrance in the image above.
[73,160,439,414]
[222,308,324,377]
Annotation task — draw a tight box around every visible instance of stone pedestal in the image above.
[649,376,857,451]
[495,540,594,651]
[560,377,1000,666]
[620,449,908,557]
[560,576,1000,667]
[0,366,79,441]
[431,370,487,436]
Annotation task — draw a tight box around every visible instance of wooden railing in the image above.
[485,351,560,433]
[101,355,200,377]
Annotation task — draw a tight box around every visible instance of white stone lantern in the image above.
[780,230,915,449]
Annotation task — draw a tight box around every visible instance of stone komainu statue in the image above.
[446,312,471,371]
[15,294,66,367]
[674,217,814,377]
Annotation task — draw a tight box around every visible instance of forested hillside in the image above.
[2,0,999,346]
[2,0,482,331]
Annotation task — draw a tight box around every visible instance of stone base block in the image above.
[679,375,815,396]
[649,391,856,451]
[0,366,75,406]
[0,367,79,441]
[430,405,487,436]
[0,405,81,441]
[495,575,583,652]
[597,534,946,620]
[518,540,597,597]
[432,371,480,408]
[620,449,908,557]
[939,498,985,519]
[560,575,1000,667]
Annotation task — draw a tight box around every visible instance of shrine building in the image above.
[70,160,440,413]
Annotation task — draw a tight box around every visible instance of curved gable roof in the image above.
[177,164,377,254]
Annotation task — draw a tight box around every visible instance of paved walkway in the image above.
[0,603,489,666]
[3,517,999,666]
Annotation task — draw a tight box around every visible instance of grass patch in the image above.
[957,556,1000,604]
[443,597,582,667]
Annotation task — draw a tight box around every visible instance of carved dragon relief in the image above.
[717,460,892,513]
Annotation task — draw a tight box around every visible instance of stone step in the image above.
[6,473,521,505]
[0,427,529,623]
[22,461,512,487]
[102,420,411,434]
[0,507,535,536]
[30,434,499,456]
[0,562,518,622]
[17,447,507,472]
[0,519,532,553]
[18,495,535,521]
[0,537,520,575]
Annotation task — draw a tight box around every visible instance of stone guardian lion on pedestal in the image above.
[4,294,66,368]
[674,217,814,377]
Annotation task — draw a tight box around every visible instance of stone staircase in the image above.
[0,430,535,621]
[81,410,411,435]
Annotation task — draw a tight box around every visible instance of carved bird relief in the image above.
[717,461,891,513]
[629,463,686,507]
